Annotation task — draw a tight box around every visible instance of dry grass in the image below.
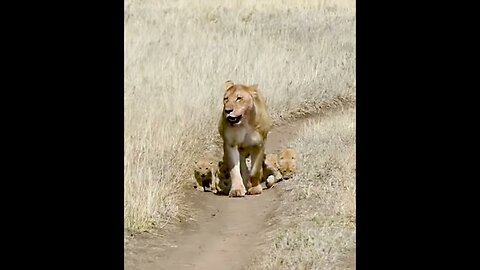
[124,0,356,232]
[246,108,356,270]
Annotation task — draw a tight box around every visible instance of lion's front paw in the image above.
[247,184,263,195]
[229,187,246,197]
[229,182,246,197]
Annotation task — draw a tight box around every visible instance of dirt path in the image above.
[124,99,354,270]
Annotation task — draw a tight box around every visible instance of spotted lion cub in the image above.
[278,148,297,180]
[193,159,218,192]
[262,153,283,188]
[211,160,232,195]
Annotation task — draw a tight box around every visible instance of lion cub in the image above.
[210,160,232,195]
[262,153,283,188]
[278,148,297,180]
[193,159,218,192]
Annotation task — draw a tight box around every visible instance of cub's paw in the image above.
[265,175,275,189]
[194,185,205,192]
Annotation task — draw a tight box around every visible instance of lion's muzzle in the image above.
[225,110,242,125]
[226,115,242,125]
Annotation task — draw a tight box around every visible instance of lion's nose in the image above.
[225,108,233,114]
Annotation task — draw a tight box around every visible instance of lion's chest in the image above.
[224,125,263,148]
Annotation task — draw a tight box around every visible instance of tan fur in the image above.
[278,148,297,180]
[193,159,218,192]
[262,153,282,188]
[218,80,272,197]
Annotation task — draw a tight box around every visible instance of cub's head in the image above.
[278,148,297,180]
[194,159,215,189]
[264,153,279,169]
[222,80,258,126]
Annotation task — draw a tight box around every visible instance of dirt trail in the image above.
[124,100,354,270]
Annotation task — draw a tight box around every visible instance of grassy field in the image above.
[247,108,356,270]
[124,0,356,232]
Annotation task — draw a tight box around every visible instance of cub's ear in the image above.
[224,80,234,91]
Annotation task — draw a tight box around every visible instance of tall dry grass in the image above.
[124,0,356,232]
[247,108,356,270]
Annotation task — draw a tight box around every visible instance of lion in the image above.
[211,160,232,195]
[262,153,283,188]
[193,158,218,192]
[218,80,272,197]
[278,148,297,180]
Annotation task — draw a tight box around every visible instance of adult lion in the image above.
[218,80,272,197]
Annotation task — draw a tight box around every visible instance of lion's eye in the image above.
[236,96,242,101]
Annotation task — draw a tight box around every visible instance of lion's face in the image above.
[223,84,255,126]
[279,148,297,180]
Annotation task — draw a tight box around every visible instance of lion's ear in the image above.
[224,80,234,91]
[248,84,258,96]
